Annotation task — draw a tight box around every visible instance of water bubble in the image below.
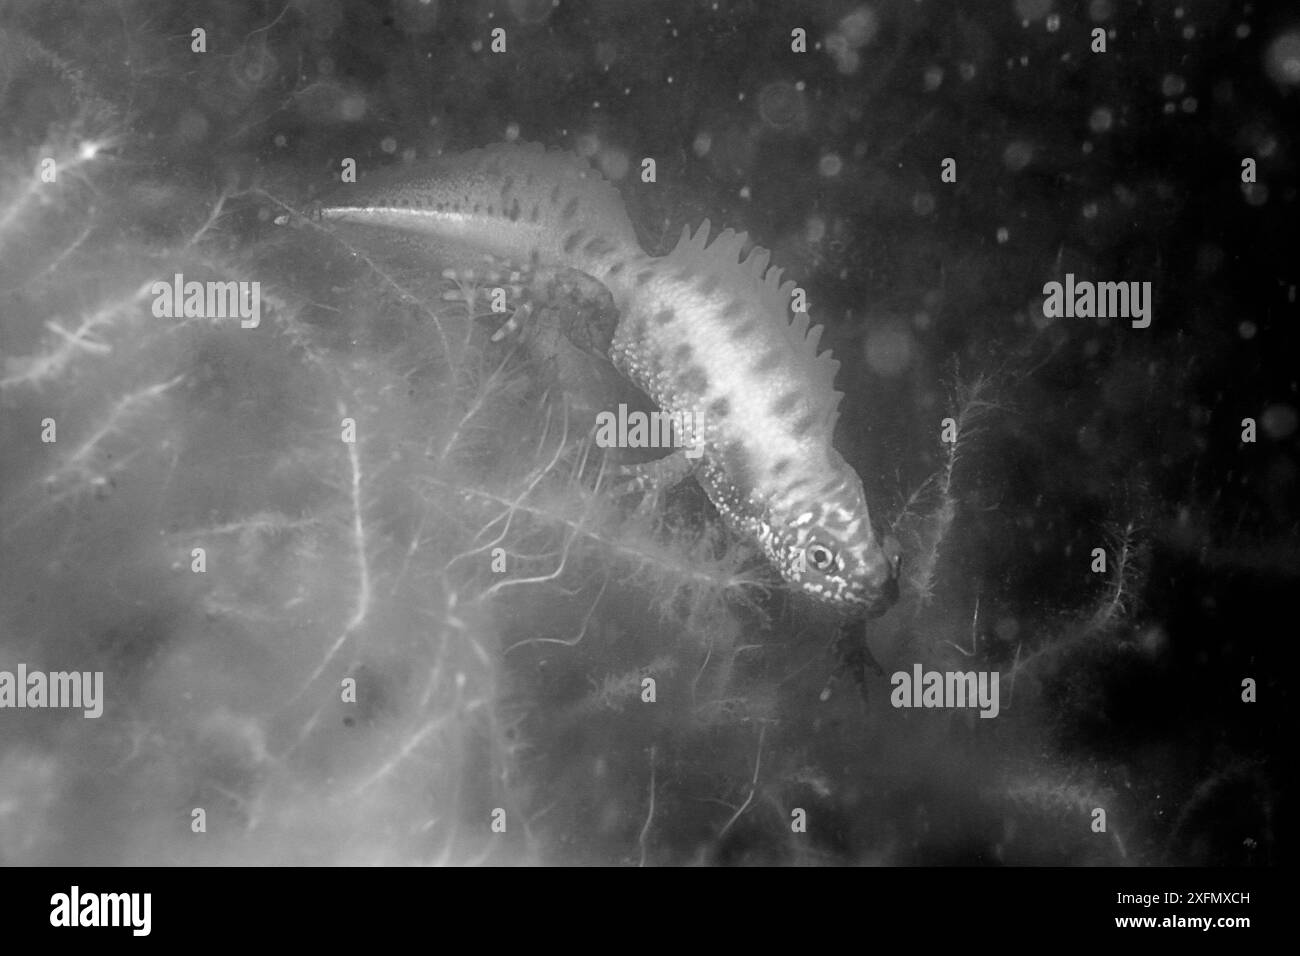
[692,132,712,157]
[1089,106,1114,133]
[340,94,367,121]
[838,6,879,46]
[1236,23,1251,39]
[923,65,944,91]
[504,122,521,141]
[960,62,976,81]
[380,136,397,154]
[1265,31,1300,86]
[1003,140,1035,172]
[1241,182,1269,206]
[806,216,827,243]
[1161,74,1186,97]
[996,226,1010,243]
[758,82,807,130]
[1014,0,1053,22]
[598,149,629,181]
[1182,25,1196,40]
[1089,0,1112,20]
[508,0,553,25]
[1046,13,1061,32]
[1238,320,1257,340]
[912,192,936,215]
[863,324,916,376]
[1262,404,1299,439]
[818,153,843,177]
[232,42,278,89]
[1181,96,1198,113]
[1082,201,1099,219]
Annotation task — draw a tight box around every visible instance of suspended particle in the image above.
[1089,0,1113,21]
[1265,31,1300,86]
[912,192,936,215]
[1089,106,1114,133]
[508,0,554,25]
[340,94,367,121]
[1161,74,1187,97]
[838,6,879,47]
[1262,404,1299,439]
[1241,182,1269,206]
[1238,320,1257,340]
[1003,140,1034,172]
[505,122,521,141]
[381,136,397,154]
[996,227,1010,244]
[1083,201,1099,219]
[1046,13,1061,32]
[863,324,916,376]
[1014,0,1053,22]
[599,148,630,181]
[758,82,807,130]
[693,132,712,157]
[818,153,843,177]
[923,65,944,91]
[1181,97,1198,113]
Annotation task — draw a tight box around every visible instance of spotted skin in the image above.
[318,141,900,615]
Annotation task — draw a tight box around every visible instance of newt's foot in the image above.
[606,448,698,519]
[819,622,884,703]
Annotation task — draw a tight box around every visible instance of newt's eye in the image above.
[807,543,836,572]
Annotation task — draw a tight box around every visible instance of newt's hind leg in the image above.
[606,448,700,519]
[441,260,617,358]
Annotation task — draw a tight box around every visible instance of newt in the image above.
[318,141,901,617]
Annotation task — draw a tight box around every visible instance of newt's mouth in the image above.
[840,535,902,618]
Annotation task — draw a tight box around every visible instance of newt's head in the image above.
[764,470,901,617]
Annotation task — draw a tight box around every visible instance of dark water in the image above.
[0,0,1293,867]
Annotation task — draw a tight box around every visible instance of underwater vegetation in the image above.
[0,0,1293,866]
